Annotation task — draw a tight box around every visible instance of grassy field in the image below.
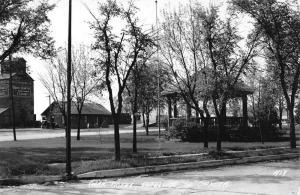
[0,129,298,178]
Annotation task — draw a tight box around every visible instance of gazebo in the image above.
[161,82,255,130]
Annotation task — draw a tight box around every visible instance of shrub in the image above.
[181,122,202,142]
[229,125,283,142]
[168,119,186,139]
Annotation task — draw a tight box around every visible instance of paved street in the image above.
[0,125,158,142]
[0,159,299,195]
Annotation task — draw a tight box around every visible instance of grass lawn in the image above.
[0,128,298,178]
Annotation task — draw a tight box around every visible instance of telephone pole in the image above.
[155,0,161,138]
[9,55,16,141]
[66,0,72,179]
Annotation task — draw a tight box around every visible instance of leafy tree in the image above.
[89,0,154,160]
[0,0,55,62]
[233,0,300,148]
[252,76,280,142]
[199,6,259,151]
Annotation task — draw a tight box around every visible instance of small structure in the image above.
[161,82,254,130]
[0,58,34,127]
[41,101,112,128]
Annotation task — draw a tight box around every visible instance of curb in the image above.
[0,151,299,186]
[77,152,300,179]
[0,175,63,186]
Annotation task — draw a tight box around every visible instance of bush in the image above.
[166,120,203,142]
[181,122,202,142]
[228,125,283,142]
[168,119,186,139]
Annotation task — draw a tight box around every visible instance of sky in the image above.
[23,0,261,120]
[26,0,230,120]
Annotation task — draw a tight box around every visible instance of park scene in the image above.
[0,0,299,194]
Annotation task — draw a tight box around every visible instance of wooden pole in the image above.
[66,0,72,179]
[9,55,16,141]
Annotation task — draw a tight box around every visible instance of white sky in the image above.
[25,0,258,120]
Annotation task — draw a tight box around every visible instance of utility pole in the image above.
[155,0,161,138]
[66,0,72,179]
[9,55,16,141]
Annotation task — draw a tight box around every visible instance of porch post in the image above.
[173,99,178,118]
[167,96,172,130]
[167,96,172,119]
[242,94,248,129]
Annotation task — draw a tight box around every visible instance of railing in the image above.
[168,116,244,128]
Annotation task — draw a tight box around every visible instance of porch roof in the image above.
[161,81,254,98]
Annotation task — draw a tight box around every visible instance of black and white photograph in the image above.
[0,0,299,194]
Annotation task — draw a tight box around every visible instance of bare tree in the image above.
[72,45,105,140]
[40,51,69,131]
[89,0,154,160]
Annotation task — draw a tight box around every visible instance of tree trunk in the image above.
[288,106,296,148]
[77,113,81,140]
[112,114,121,160]
[203,119,208,148]
[142,111,145,127]
[202,99,210,148]
[279,97,283,130]
[145,112,149,135]
[133,113,137,153]
[216,100,226,152]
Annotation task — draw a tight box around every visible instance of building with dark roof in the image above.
[41,101,112,128]
[0,58,34,127]
[161,80,255,130]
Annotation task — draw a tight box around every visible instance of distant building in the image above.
[41,101,112,128]
[0,58,34,127]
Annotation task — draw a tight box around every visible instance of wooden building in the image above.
[161,81,254,130]
[0,58,34,127]
[41,101,112,129]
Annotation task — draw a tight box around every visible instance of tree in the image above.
[199,6,259,151]
[252,76,280,143]
[40,50,69,131]
[161,3,212,148]
[89,0,154,160]
[72,46,104,140]
[0,0,55,62]
[232,0,300,148]
[139,60,167,135]
[1,0,54,140]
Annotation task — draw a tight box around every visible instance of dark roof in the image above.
[71,102,111,115]
[161,81,254,97]
[41,101,111,116]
